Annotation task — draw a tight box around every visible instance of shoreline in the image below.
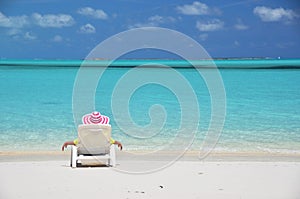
[2,150,300,162]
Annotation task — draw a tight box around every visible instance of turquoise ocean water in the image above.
[0,59,300,153]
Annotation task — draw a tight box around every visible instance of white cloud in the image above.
[128,15,176,29]
[234,23,248,30]
[52,35,63,42]
[0,12,29,28]
[77,7,108,19]
[196,19,224,31]
[234,19,248,30]
[176,1,220,15]
[0,12,76,29]
[6,28,22,36]
[177,1,209,15]
[79,23,96,34]
[253,6,299,22]
[32,13,75,28]
[148,15,164,24]
[24,32,36,40]
[148,15,176,24]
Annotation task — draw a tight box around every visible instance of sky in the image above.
[0,0,299,59]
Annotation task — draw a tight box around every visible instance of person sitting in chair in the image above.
[61,111,123,151]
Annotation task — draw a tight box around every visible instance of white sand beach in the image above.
[1,151,300,199]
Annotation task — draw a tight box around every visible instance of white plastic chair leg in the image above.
[71,145,78,168]
[109,144,116,167]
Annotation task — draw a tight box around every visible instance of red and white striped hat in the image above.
[82,111,110,125]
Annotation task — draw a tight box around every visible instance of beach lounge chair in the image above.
[71,124,116,168]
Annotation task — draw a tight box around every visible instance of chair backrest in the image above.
[77,124,112,155]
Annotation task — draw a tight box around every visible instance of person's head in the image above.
[82,111,110,124]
